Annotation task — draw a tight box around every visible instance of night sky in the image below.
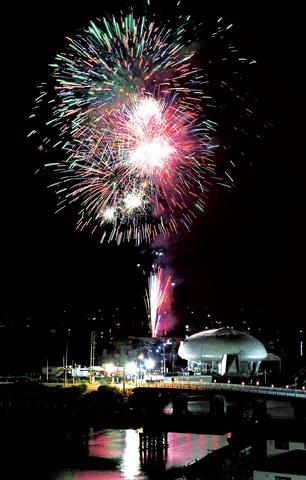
[1,1,303,336]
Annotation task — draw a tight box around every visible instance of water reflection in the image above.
[166,432,226,467]
[89,429,122,459]
[121,430,143,479]
[52,429,228,480]
[74,473,123,480]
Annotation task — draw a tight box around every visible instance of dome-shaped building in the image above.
[178,328,267,378]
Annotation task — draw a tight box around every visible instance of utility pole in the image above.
[171,342,175,373]
[64,338,68,386]
[90,331,96,384]
[163,343,166,374]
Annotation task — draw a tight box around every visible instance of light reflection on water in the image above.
[51,429,228,480]
[121,430,144,479]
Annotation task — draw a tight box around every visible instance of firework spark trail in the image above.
[145,266,172,337]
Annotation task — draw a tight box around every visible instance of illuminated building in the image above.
[178,327,267,379]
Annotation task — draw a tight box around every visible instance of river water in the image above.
[50,429,228,479]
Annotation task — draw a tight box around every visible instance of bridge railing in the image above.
[141,381,306,399]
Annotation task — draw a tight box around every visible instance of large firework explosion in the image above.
[31,7,220,244]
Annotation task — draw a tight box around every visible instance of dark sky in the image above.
[1,1,303,332]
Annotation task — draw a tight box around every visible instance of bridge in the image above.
[128,380,306,435]
[135,380,306,401]
[130,380,306,428]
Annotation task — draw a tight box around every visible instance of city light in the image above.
[126,362,138,375]
[144,358,155,370]
[105,363,115,375]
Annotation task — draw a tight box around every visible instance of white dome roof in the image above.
[178,328,267,362]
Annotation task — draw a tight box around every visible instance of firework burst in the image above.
[51,93,215,243]
[31,8,241,244]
